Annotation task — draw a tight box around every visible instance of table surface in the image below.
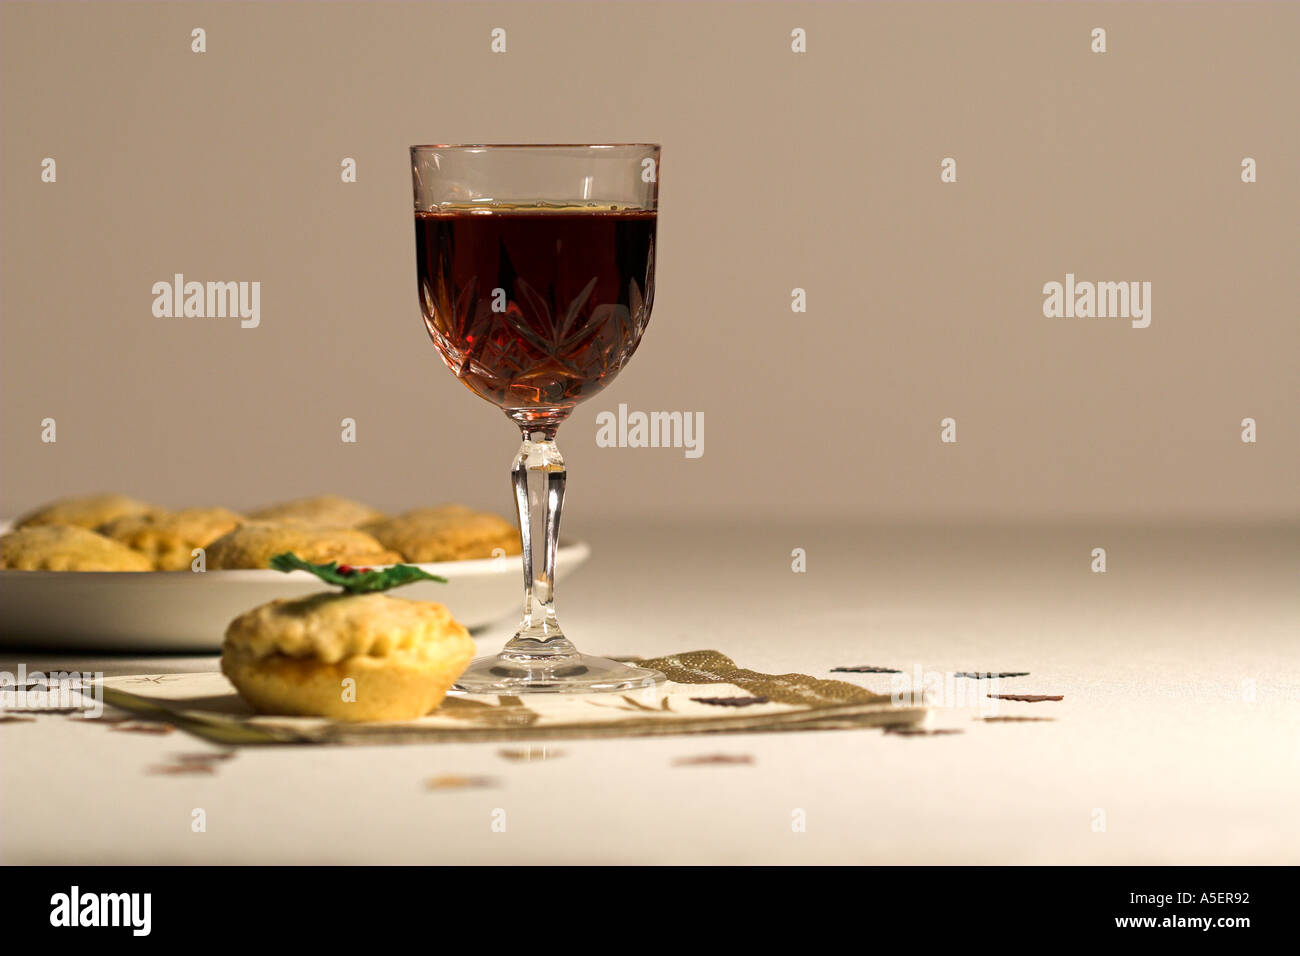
[3,521,1297,865]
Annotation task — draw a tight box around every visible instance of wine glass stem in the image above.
[504,428,576,660]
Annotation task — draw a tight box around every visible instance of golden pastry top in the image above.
[15,493,159,530]
[0,525,153,571]
[247,495,386,528]
[204,522,402,570]
[223,592,470,664]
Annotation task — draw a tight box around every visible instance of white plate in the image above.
[0,542,590,653]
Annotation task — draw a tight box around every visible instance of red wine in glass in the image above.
[416,206,655,431]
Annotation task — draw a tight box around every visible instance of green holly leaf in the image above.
[268,552,447,593]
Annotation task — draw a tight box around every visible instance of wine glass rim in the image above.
[410,143,660,150]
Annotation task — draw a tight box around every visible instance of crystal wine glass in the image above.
[410,144,664,693]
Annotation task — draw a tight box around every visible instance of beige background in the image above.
[2,1,1297,527]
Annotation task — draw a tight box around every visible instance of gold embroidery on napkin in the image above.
[636,650,892,706]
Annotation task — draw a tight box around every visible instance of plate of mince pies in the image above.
[0,493,589,652]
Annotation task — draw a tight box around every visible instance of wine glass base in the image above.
[451,652,665,695]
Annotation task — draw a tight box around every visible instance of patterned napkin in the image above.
[99,650,926,746]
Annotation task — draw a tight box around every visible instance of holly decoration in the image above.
[269,552,446,594]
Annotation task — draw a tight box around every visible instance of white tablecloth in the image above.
[3,521,1296,864]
